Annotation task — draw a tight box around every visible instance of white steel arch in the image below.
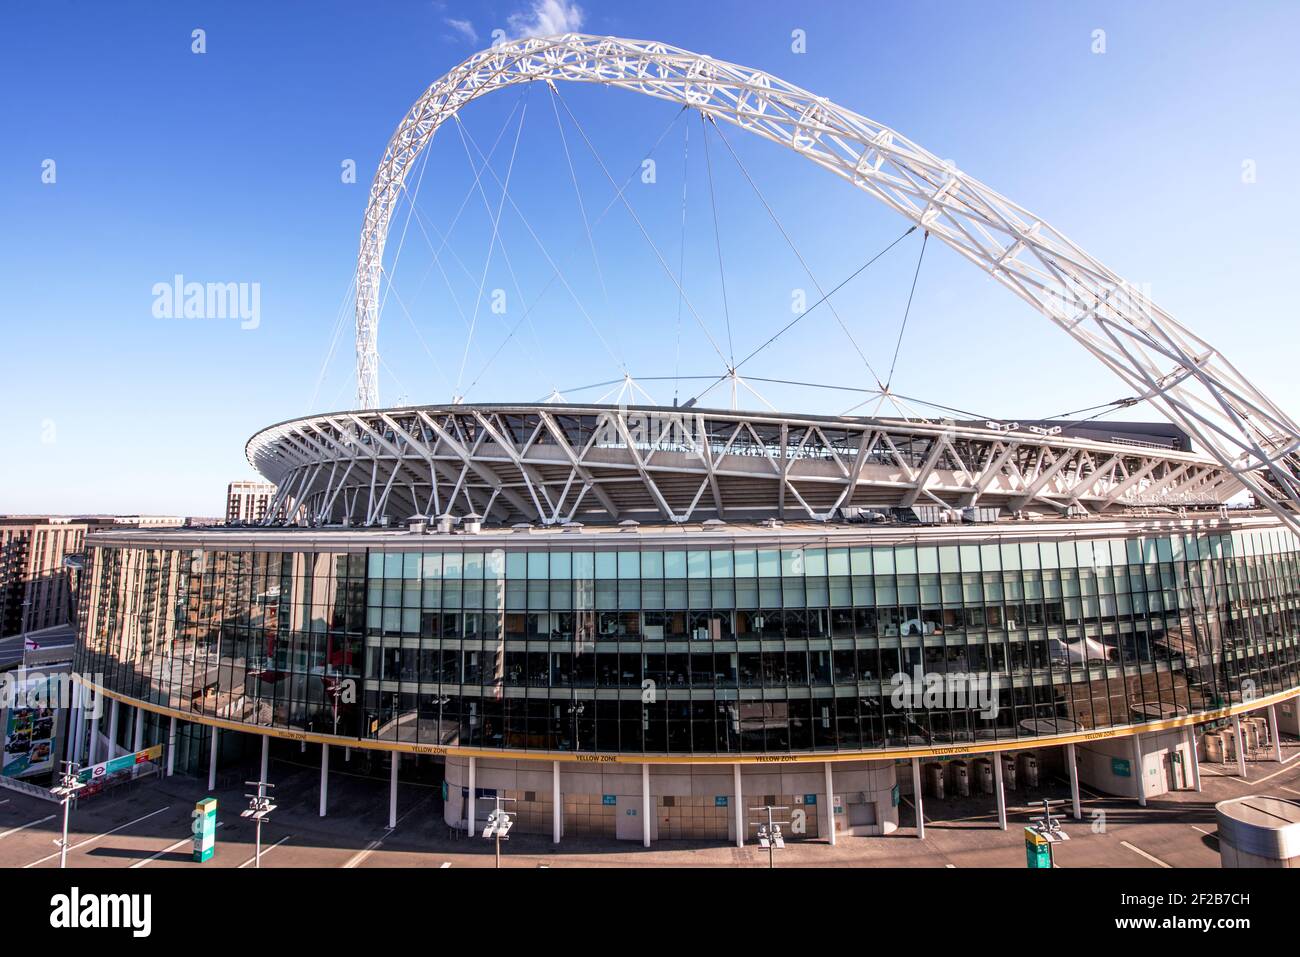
[355,33,1300,534]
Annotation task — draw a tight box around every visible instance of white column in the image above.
[1185,725,1202,792]
[166,716,177,777]
[388,753,399,829]
[1066,743,1081,820]
[467,757,476,836]
[1131,733,1147,806]
[259,735,270,797]
[911,758,925,840]
[319,744,329,817]
[67,700,81,766]
[86,710,98,766]
[824,762,836,846]
[552,760,562,844]
[994,754,1006,831]
[106,699,120,759]
[132,707,144,754]
[641,763,651,848]
[207,725,218,791]
[1269,706,1284,763]
[1232,715,1247,777]
[733,765,743,848]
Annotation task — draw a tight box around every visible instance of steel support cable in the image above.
[451,113,556,393]
[884,229,929,392]
[379,136,436,320]
[310,274,359,411]
[454,90,531,396]
[707,117,886,390]
[386,93,528,322]
[686,225,917,405]
[699,111,735,370]
[379,272,454,392]
[458,106,695,396]
[455,104,631,376]
[673,118,691,403]
[461,271,562,401]
[552,91,731,370]
[547,83,622,368]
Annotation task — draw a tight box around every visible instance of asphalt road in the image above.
[3,741,1299,869]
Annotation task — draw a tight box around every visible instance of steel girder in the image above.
[352,33,1300,534]
[246,404,1232,527]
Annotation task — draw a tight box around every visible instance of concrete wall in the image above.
[443,757,898,841]
[1075,728,1192,800]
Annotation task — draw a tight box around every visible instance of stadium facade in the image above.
[67,34,1300,846]
[72,405,1300,843]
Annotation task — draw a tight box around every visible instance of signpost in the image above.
[1024,798,1069,869]
[50,762,86,869]
[192,798,218,863]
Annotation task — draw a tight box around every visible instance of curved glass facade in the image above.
[75,523,1300,755]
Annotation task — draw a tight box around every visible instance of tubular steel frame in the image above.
[247,404,1236,527]
[353,34,1300,533]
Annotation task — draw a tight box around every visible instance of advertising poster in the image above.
[2,674,58,780]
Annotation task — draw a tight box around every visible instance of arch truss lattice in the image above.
[354,33,1300,534]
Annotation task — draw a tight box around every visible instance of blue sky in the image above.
[3,0,1298,515]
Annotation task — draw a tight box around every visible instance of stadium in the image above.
[71,35,1300,847]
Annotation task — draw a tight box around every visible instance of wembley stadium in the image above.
[69,34,1300,848]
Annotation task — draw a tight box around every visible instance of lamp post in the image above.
[49,761,85,869]
[749,804,790,869]
[241,781,277,869]
[481,794,516,869]
[1025,797,1069,869]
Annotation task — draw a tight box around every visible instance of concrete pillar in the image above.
[132,706,144,754]
[1232,715,1247,778]
[207,725,218,791]
[1066,743,1081,821]
[259,735,270,797]
[1132,733,1147,806]
[911,757,925,840]
[552,760,562,844]
[1185,725,1202,792]
[166,716,176,777]
[319,744,329,817]
[106,698,120,759]
[388,753,399,830]
[85,710,98,766]
[641,763,651,848]
[1269,706,1284,763]
[733,764,743,848]
[467,756,476,836]
[994,753,1006,831]
[824,762,836,846]
[66,700,81,766]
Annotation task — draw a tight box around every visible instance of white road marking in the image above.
[129,822,224,868]
[440,861,451,868]
[22,806,170,868]
[238,834,292,869]
[342,839,383,869]
[1121,840,1172,868]
[945,863,956,868]
[0,814,57,840]
[1190,825,1216,837]
[0,799,10,806]
[339,797,431,869]
[1248,762,1300,788]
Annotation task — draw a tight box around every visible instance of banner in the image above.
[2,673,59,779]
